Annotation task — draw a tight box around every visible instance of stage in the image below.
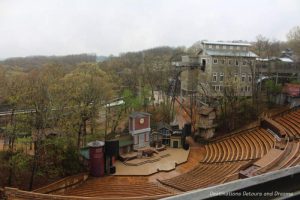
[114,148,190,176]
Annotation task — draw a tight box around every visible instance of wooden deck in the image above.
[114,148,190,175]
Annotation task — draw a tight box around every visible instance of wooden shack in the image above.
[156,122,173,146]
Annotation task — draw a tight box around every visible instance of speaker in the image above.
[105,140,119,157]
[184,123,192,136]
[110,166,116,174]
[183,143,189,150]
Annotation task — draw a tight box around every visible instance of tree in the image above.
[265,80,282,106]
[1,72,29,186]
[287,26,300,55]
[22,69,54,190]
[62,63,114,148]
[187,41,202,55]
[254,35,271,58]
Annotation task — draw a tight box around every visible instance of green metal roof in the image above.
[118,135,133,147]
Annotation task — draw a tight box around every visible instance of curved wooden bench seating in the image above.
[284,116,300,138]
[291,152,300,167]
[289,112,300,120]
[275,118,297,139]
[271,108,300,140]
[226,139,236,161]
[244,133,257,159]
[202,127,275,163]
[254,140,289,175]
[239,134,252,159]
[253,130,268,155]
[232,137,243,160]
[259,129,275,149]
[65,182,172,198]
[206,144,214,163]
[249,132,263,158]
[278,142,300,169]
[270,141,295,170]
[159,161,248,192]
[215,142,223,162]
[217,140,230,162]
[201,145,209,162]
[253,130,266,157]
[261,118,287,138]
[5,187,173,200]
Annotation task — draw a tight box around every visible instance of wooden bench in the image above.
[159,161,248,192]
[261,118,287,138]
[254,141,288,175]
[275,118,297,139]
[232,137,243,160]
[276,142,300,169]
[284,116,300,138]
[240,135,252,159]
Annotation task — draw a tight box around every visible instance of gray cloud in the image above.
[0,0,299,58]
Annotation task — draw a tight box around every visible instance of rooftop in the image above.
[256,57,294,63]
[279,57,293,63]
[129,111,151,118]
[157,122,172,131]
[202,41,251,46]
[118,134,133,147]
[283,83,300,97]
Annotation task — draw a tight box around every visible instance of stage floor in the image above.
[114,148,190,176]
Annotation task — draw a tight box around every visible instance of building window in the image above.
[221,59,225,64]
[242,60,247,65]
[235,60,239,66]
[209,45,212,48]
[241,86,247,92]
[212,73,217,82]
[237,46,240,50]
[213,85,221,91]
[230,46,233,50]
[223,45,226,49]
[246,86,251,92]
[248,74,252,82]
[216,45,219,49]
[249,60,253,66]
[228,59,233,65]
[213,59,218,64]
[234,73,238,81]
[213,85,217,91]
[219,73,224,82]
[219,85,223,92]
[241,74,246,82]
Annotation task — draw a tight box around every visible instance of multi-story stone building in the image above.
[179,41,258,98]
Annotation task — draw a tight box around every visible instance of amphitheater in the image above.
[4,107,300,199]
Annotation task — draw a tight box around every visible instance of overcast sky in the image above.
[0,0,299,58]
